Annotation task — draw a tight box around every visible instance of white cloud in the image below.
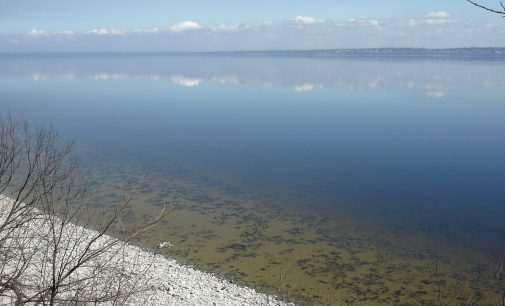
[27,29,48,37]
[425,18,452,25]
[170,75,202,87]
[295,16,323,25]
[410,11,452,27]
[169,21,203,33]
[26,29,75,39]
[14,11,502,51]
[88,28,125,36]
[347,18,382,29]
[427,11,450,19]
[211,24,243,33]
[134,27,160,33]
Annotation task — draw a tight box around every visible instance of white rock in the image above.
[0,195,295,306]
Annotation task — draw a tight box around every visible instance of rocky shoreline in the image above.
[134,250,293,305]
[0,196,293,306]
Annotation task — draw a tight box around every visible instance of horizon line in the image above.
[2,47,505,60]
[1,46,505,54]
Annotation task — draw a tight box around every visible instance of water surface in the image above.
[1,54,504,305]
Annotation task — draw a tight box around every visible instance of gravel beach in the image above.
[0,196,294,306]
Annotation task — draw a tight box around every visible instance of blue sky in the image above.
[0,0,491,32]
[1,0,504,51]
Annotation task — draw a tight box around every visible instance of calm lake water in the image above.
[1,54,505,305]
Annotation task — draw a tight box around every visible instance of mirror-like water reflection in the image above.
[1,54,504,305]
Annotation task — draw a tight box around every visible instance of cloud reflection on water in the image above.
[3,55,505,99]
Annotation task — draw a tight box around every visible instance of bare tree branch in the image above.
[466,0,505,16]
[0,115,166,305]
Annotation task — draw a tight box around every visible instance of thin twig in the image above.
[466,0,505,16]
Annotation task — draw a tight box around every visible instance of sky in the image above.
[1,0,505,52]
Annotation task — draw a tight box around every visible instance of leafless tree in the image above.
[466,0,505,16]
[0,115,165,305]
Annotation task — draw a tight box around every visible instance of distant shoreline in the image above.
[1,47,505,61]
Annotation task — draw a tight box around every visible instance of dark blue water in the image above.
[1,55,505,245]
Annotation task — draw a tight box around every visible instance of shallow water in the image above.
[1,54,505,305]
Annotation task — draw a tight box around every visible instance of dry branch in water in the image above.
[0,115,165,305]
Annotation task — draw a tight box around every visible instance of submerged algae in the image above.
[87,163,505,306]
